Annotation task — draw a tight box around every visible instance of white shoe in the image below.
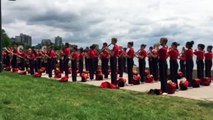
[162,92,168,95]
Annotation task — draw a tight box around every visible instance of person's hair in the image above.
[141,44,146,48]
[198,44,205,50]
[73,46,78,51]
[112,38,117,43]
[160,38,168,45]
[103,42,108,46]
[79,48,84,52]
[172,42,180,47]
[65,43,69,47]
[128,41,134,46]
[207,45,213,52]
[186,41,194,48]
[149,46,153,50]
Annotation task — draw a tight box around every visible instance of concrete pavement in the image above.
[41,72,213,101]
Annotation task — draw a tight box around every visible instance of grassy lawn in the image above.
[0,72,213,120]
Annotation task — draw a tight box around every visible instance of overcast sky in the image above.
[2,0,213,48]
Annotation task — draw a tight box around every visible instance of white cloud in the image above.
[2,0,213,48]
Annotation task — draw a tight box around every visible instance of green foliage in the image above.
[0,72,213,120]
[1,29,11,47]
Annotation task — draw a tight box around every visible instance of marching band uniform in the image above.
[34,52,38,73]
[110,39,119,84]
[79,50,85,75]
[150,46,159,81]
[63,45,70,77]
[37,51,42,70]
[158,38,168,93]
[4,49,10,67]
[47,49,55,78]
[71,49,79,82]
[100,44,110,79]
[168,42,180,89]
[205,46,213,78]
[123,48,127,73]
[185,41,194,87]
[179,48,186,77]
[194,44,205,80]
[127,42,135,84]
[28,50,35,75]
[138,45,147,82]
[19,51,27,71]
[89,46,96,80]
[59,50,64,73]
[94,49,99,73]
[148,47,154,76]
[118,47,125,78]
[11,49,18,69]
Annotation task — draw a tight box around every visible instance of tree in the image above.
[2,29,11,47]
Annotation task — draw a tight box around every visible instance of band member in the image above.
[126,42,135,84]
[59,49,64,73]
[179,47,186,76]
[205,46,213,78]
[109,38,119,84]
[123,48,127,73]
[185,41,194,87]
[168,42,180,89]
[18,48,27,71]
[100,43,110,79]
[37,49,42,70]
[79,48,85,75]
[151,44,159,81]
[148,47,154,76]
[158,38,168,94]
[11,46,18,70]
[34,49,38,72]
[3,48,11,67]
[71,47,79,82]
[47,47,55,78]
[137,44,147,83]
[63,43,70,77]
[194,44,205,80]
[85,47,90,71]
[28,48,35,75]
[94,48,99,73]
[118,46,125,77]
[89,45,96,80]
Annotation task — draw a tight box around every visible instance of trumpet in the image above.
[98,43,112,55]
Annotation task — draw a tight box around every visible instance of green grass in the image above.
[0,72,213,120]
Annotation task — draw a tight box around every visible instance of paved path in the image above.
[41,73,213,101]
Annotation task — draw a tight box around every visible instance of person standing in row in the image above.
[71,47,79,82]
[100,43,110,79]
[194,44,205,80]
[109,38,119,84]
[126,42,135,85]
[148,47,154,76]
[37,49,42,70]
[137,44,147,83]
[79,48,85,75]
[18,48,26,71]
[123,48,127,73]
[47,47,55,78]
[85,47,90,72]
[63,43,70,77]
[28,48,35,75]
[205,46,213,78]
[89,45,96,80]
[158,38,168,94]
[11,47,18,70]
[151,44,159,81]
[185,41,194,87]
[168,42,180,89]
[179,47,186,77]
[118,46,125,78]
